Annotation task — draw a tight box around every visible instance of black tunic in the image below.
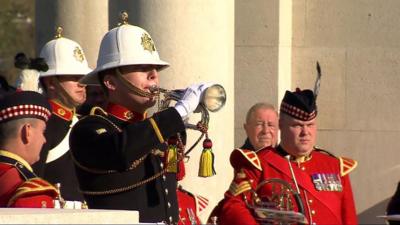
[69,105,185,224]
[32,102,83,201]
[240,138,255,150]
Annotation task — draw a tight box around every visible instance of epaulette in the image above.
[339,157,357,177]
[232,148,262,171]
[194,194,209,215]
[315,148,358,176]
[7,178,58,207]
[177,186,209,214]
[49,100,74,121]
[89,106,108,116]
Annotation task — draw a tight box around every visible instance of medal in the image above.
[312,173,342,192]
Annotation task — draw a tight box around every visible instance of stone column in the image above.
[35,0,109,68]
[278,0,293,105]
[110,1,234,221]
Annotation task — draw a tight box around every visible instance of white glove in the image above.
[174,83,213,120]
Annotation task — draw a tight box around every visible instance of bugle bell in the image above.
[150,84,227,113]
[150,84,226,157]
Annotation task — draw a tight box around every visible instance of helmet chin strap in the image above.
[115,68,157,98]
[53,77,82,109]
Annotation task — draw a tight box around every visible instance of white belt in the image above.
[46,116,78,163]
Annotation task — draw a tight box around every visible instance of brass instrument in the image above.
[53,183,88,209]
[150,84,226,112]
[150,84,226,156]
[244,178,308,225]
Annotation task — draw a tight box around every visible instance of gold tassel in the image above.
[198,138,216,177]
[166,142,178,173]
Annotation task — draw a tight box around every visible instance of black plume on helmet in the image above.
[14,52,49,72]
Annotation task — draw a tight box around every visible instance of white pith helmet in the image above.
[80,12,169,85]
[39,27,92,77]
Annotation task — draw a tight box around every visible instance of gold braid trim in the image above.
[72,151,150,174]
[71,113,149,174]
[80,156,180,196]
[228,180,252,196]
[149,118,165,143]
[71,152,118,174]
[74,113,176,195]
[7,178,57,207]
[80,169,165,195]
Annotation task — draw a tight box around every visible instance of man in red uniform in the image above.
[218,88,358,225]
[0,91,58,207]
[241,102,279,151]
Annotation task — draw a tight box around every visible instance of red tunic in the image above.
[0,151,58,208]
[218,147,358,225]
[177,186,209,225]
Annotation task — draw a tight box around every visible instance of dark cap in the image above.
[280,88,317,121]
[0,91,51,123]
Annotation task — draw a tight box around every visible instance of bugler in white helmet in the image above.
[39,27,92,77]
[80,12,169,85]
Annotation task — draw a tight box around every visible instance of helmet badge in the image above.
[141,33,156,53]
[73,46,85,62]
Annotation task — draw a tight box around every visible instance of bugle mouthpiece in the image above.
[149,85,169,94]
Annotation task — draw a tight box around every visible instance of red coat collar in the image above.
[49,99,74,121]
[106,103,146,123]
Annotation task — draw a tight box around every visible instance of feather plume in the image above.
[314,61,322,101]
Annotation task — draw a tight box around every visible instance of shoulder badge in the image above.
[233,148,262,171]
[339,157,357,176]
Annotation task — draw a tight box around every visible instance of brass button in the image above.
[311,209,316,215]
[301,166,305,171]
[308,199,313,204]
[162,175,166,180]
[168,202,171,208]
[165,189,169,195]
